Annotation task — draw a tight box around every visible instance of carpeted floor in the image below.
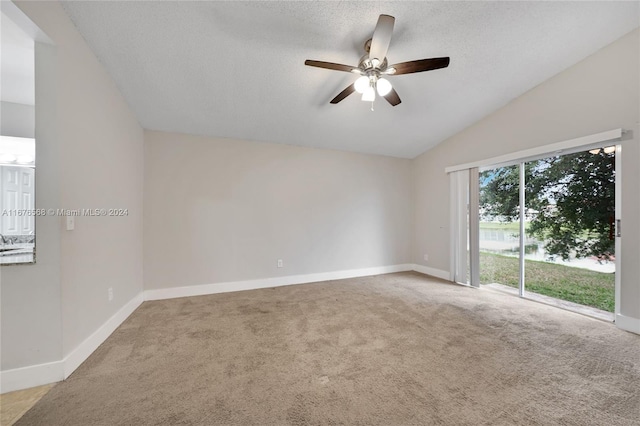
[16,272,640,425]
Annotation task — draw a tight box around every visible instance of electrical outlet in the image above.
[108,287,113,302]
[424,254,429,261]
[277,259,283,268]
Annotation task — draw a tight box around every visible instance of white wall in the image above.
[413,29,640,323]
[144,131,412,291]
[1,0,143,376]
[0,101,34,138]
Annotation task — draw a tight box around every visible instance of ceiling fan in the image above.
[305,14,450,108]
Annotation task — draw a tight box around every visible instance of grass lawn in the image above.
[479,221,525,231]
[480,251,614,312]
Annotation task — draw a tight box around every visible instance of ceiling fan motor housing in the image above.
[358,54,388,73]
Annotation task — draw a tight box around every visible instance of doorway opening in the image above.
[1,8,37,264]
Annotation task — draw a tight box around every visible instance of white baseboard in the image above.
[616,313,640,335]
[2,264,449,393]
[144,264,415,301]
[411,264,451,281]
[0,360,63,394]
[62,292,143,378]
[0,292,143,394]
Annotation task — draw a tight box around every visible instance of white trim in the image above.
[411,264,451,281]
[616,314,640,335]
[0,360,63,394]
[144,264,414,301]
[62,293,143,378]
[4,265,451,393]
[3,266,633,395]
[0,292,143,393]
[2,268,418,393]
[445,128,623,173]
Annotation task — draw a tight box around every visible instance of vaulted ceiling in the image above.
[61,1,639,158]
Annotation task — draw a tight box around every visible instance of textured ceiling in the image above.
[61,1,639,158]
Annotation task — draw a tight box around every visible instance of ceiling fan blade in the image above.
[369,14,395,64]
[383,87,401,106]
[389,57,450,75]
[330,84,356,104]
[305,60,358,73]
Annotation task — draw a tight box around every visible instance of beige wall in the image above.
[413,29,640,321]
[1,1,144,370]
[2,0,637,384]
[144,131,412,290]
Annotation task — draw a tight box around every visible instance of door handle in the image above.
[609,216,615,240]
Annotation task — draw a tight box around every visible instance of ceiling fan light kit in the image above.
[305,14,450,109]
[354,75,392,97]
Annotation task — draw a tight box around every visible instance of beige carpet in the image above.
[16,272,640,425]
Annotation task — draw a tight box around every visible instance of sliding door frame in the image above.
[453,129,623,315]
[614,144,622,317]
[518,163,525,297]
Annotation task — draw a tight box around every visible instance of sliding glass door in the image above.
[470,146,618,314]
[478,165,522,291]
[521,149,616,312]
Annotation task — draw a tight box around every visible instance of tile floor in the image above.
[1,383,55,425]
